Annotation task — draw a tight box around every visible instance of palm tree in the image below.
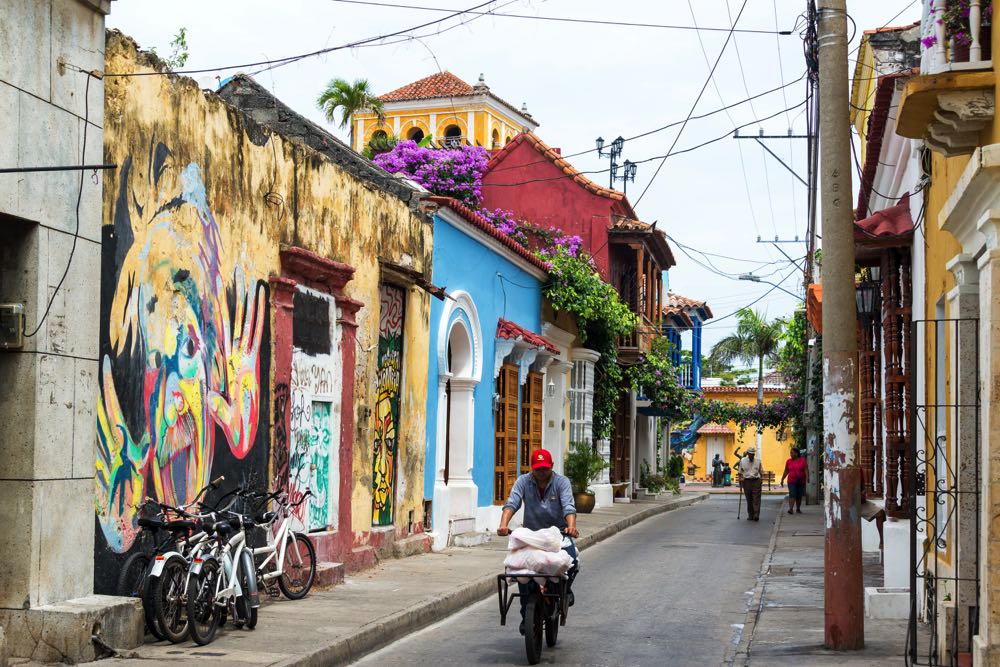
[709,308,785,453]
[316,78,385,150]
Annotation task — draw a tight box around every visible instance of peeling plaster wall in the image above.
[97,33,432,584]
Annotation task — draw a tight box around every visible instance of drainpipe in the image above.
[818,0,864,650]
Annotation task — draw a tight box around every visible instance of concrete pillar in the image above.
[946,254,981,656]
[974,218,1000,663]
[0,1,145,661]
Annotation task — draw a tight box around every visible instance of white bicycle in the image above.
[249,488,317,600]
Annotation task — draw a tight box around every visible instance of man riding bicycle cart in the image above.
[496,448,579,664]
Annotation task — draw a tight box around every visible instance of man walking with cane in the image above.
[739,446,763,521]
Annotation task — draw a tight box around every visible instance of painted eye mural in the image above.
[96,141,269,554]
[372,284,405,526]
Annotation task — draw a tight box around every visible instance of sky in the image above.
[106,0,922,353]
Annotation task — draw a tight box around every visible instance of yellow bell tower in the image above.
[352,71,539,152]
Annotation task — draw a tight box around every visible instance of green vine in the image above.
[540,243,637,439]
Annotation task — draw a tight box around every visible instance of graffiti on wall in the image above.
[289,348,337,531]
[96,142,269,554]
[372,284,405,526]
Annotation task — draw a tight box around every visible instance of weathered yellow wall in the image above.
[104,33,433,541]
[686,390,794,480]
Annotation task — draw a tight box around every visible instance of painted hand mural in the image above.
[96,142,267,553]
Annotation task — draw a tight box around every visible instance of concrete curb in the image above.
[280,493,708,667]
[726,504,785,666]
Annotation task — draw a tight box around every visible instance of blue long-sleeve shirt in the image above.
[502,472,576,531]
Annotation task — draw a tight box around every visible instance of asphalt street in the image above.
[352,495,782,667]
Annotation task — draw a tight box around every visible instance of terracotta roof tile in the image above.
[425,196,550,273]
[486,133,636,218]
[666,292,714,320]
[854,193,914,240]
[702,385,788,395]
[663,305,694,329]
[497,318,560,355]
[697,423,735,435]
[609,216,676,268]
[378,71,474,102]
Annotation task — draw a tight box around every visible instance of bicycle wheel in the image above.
[277,533,316,600]
[151,556,189,643]
[236,565,257,629]
[186,559,222,646]
[544,597,559,647]
[117,553,164,641]
[524,594,544,665]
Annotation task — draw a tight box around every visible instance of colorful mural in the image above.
[96,142,268,553]
[288,348,337,531]
[372,284,405,526]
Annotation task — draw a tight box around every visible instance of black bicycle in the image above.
[496,530,578,665]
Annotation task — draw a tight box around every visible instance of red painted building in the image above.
[483,132,676,494]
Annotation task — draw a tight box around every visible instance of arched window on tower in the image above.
[491,129,500,149]
[407,127,425,143]
[443,124,463,148]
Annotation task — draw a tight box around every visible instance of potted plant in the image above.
[924,0,993,62]
[564,441,609,513]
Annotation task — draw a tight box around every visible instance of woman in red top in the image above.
[780,448,809,514]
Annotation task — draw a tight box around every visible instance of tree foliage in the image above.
[316,78,385,146]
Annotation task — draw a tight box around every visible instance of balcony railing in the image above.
[676,361,694,389]
[922,0,992,73]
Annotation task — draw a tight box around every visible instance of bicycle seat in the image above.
[137,517,164,530]
[212,520,234,537]
[254,511,276,524]
[164,519,195,533]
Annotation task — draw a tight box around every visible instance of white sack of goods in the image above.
[503,526,572,576]
[507,526,562,552]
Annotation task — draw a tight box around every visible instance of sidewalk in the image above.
[731,504,908,665]
[684,482,789,495]
[92,492,707,667]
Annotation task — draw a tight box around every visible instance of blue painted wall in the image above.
[425,213,544,508]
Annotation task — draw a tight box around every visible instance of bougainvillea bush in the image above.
[373,140,489,207]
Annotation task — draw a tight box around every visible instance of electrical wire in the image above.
[105,0,502,77]
[329,0,794,34]
[633,0,749,207]
[486,71,808,175]
[686,0,765,247]
[24,72,93,337]
[701,267,803,328]
[483,99,807,191]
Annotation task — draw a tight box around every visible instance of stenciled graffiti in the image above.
[372,284,405,526]
[288,351,336,530]
[96,142,268,553]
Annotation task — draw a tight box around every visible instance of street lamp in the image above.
[595,136,605,156]
[738,273,802,300]
[855,267,881,322]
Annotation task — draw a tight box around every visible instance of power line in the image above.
[328,0,794,34]
[481,99,807,190]
[633,0,749,207]
[105,0,502,77]
[701,267,803,328]
[686,0,765,246]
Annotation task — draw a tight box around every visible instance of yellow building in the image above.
[890,8,998,663]
[351,71,539,152]
[684,386,793,484]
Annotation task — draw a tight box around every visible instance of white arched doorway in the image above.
[432,292,482,550]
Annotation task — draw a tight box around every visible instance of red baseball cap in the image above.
[530,449,554,469]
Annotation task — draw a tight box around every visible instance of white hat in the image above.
[746,447,757,454]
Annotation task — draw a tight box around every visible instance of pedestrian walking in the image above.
[780,447,808,514]
[739,447,763,521]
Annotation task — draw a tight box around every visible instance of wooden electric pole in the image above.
[817,0,864,650]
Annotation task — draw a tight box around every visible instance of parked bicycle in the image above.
[248,488,317,600]
[116,476,224,640]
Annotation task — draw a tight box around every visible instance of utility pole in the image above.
[817,0,864,650]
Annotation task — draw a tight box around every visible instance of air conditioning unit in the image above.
[0,304,25,349]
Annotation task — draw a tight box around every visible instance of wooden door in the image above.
[610,392,631,485]
[494,364,520,503]
[520,372,544,475]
